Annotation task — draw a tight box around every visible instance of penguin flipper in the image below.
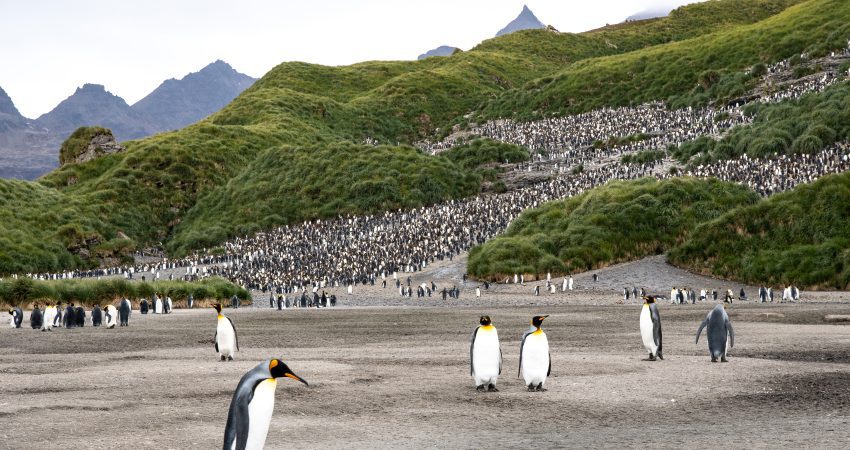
[469,326,479,376]
[695,318,708,344]
[518,331,530,377]
[726,317,734,348]
[214,331,219,353]
[547,352,551,376]
[498,347,502,375]
[226,316,239,351]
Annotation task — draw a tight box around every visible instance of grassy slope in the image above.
[0,0,821,273]
[669,172,850,289]
[479,0,848,120]
[467,178,759,279]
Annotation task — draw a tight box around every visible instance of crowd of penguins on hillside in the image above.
[25,46,850,295]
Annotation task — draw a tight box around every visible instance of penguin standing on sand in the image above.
[30,305,43,330]
[223,359,308,450]
[42,304,57,331]
[104,305,118,329]
[91,305,103,327]
[696,304,734,362]
[119,299,131,326]
[53,303,62,328]
[187,294,194,309]
[75,306,86,327]
[64,304,76,329]
[519,315,551,391]
[140,298,149,314]
[470,316,501,392]
[9,307,23,328]
[214,303,239,361]
[639,296,663,361]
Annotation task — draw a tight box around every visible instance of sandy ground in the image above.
[2,256,850,449]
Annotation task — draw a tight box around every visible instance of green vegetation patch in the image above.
[59,126,113,166]
[669,171,850,289]
[0,277,248,308]
[468,177,759,279]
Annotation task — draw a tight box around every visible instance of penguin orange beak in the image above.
[285,372,309,386]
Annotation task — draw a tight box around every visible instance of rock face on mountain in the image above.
[133,60,256,132]
[496,5,545,37]
[626,6,674,21]
[59,126,125,167]
[37,84,155,142]
[418,46,460,60]
[0,61,256,180]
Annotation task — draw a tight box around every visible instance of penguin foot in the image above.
[476,385,486,392]
[646,354,656,361]
[657,353,664,360]
[527,385,536,392]
[721,357,728,363]
[220,355,226,362]
[227,356,234,361]
[488,384,499,392]
[711,357,718,362]
[535,385,547,392]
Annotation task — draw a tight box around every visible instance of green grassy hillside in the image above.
[467,178,759,279]
[478,0,848,120]
[668,171,850,289]
[674,80,850,165]
[0,0,828,274]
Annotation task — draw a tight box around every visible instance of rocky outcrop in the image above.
[59,126,125,166]
[418,45,460,60]
[495,5,545,37]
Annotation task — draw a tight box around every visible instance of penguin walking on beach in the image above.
[64,304,76,329]
[53,303,62,328]
[9,307,23,328]
[223,359,308,450]
[519,315,550,392]
[214,303,239,361]
[639,296,663,361]
[30,305,43,329]
[696,304,734,362]
[104,305,118,329]
[119,299,131,326]
[42,304,57,331]
[470,316,501,392]
[91,305,103,327]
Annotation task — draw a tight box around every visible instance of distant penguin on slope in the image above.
[104,305,118,329]
[119,299,131,326]
[91,305,103,327]
[470,315,501,392]
[223,359,308,450]
[696,304,734,362]
[639,296,663,361]
[42,304,57,331]
[30,305,43,330]
[214,303,239,361]
[9,307,23,328]
[519,315,550,391]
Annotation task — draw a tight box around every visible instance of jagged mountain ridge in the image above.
[0,61,256,179]
[496,5,545,37]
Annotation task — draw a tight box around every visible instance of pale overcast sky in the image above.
[0,0,702,118]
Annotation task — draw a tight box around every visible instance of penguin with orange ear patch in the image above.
[223,358,308,450]
[213,303,238,361]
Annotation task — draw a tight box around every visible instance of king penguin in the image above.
[696,304,734,362]
[91,305,102,327]
[223,358,308,450]
[42,304,56,331]
[30,305,43,330]
[119,298,131,327]
[639,296,663,361]
[9,307,23,328]
[214,303,239,361]
[519,315,550,391]
[104,305,118,329]
[470,315,501,392]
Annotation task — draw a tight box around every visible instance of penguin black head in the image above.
[213,303,222,314]
[269,359,309,386]
[531,315,548,328]
[479,316,492,326]
[643,296,655,304]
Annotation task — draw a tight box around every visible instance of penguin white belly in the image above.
[155,300,163,314]
[43,308,56,330]
[522,332,549,386]
[639,306,657,355]
[217,319,236,357]
[472,329,500,386]
[9,313,15,327]
[245,379,277,450]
